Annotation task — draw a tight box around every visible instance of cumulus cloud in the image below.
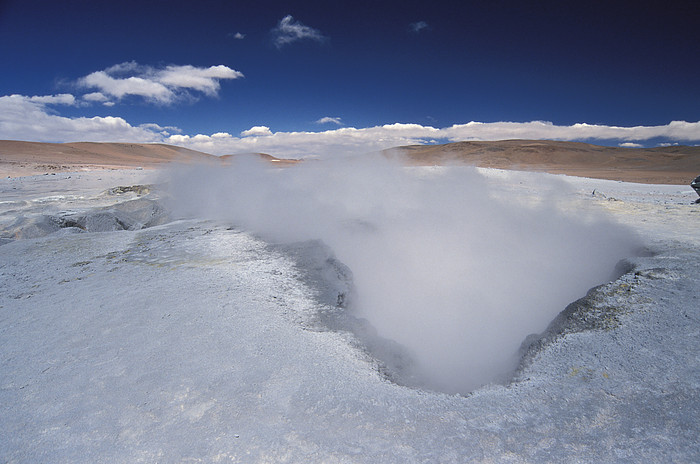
[103,61,142,74]
[26,93,76,105]
[166,125,430,157]
[410,21,430,33]
[157,65,242,96]
[619,142,644,148]
[0,94,165,142]
[78,62,243,104]
[139,123,182,136]
[2,93,699,156]
[439,120,700,146]
[272,15,326,48]
[316,116,343,125]
[240,126,273,137]
[82,92,116,107]
[159,120,700,158]
[231,32,245,39]
[80,71,173,103]
[211,131,232,138]
[82,92,109,102]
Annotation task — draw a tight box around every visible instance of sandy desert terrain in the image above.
[2,139,698,185]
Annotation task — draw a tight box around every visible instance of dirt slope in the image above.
[386,140,700,185]
[0,141,216,176]
[2,139,697,184]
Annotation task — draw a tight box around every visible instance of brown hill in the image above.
[0,140,217,177]
[0,141,302,177]
[2,139,698,184]
[386,140,700,185]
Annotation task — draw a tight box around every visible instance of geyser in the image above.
[165,155,640,394]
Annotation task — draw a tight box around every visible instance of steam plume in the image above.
[165,155,640,393]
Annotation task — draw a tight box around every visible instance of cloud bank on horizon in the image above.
[1,85,699,158]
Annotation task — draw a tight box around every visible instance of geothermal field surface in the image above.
[1,143,699,462]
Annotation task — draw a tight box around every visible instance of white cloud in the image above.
[439,120,700,143]
[166,124,437,157]
[166,120,700,158]
[167,134,190,144]
[82,92,109,102]
[139,123,182,137]
[82,92,116,107]
[0,94,163,142]
[272,15,326,48]
[211,132,232,138]
[80,71,174,103]
[410,21,430,33]
[157,65,243,96]
[27,94,76,105]
[104,61,142,74]
[2,95,699,158]
[619,142,644,148]
[232,32,245,39]
[240,126,273,137]
[316,116,343,125]
[78,63,243,104]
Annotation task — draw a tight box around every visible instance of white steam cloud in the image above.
[166,156,639,394]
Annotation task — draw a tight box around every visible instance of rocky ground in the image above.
[1,168,699,462]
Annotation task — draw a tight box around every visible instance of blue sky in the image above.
[1,0,699,157]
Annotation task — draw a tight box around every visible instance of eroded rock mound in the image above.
[1,197,170,241]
